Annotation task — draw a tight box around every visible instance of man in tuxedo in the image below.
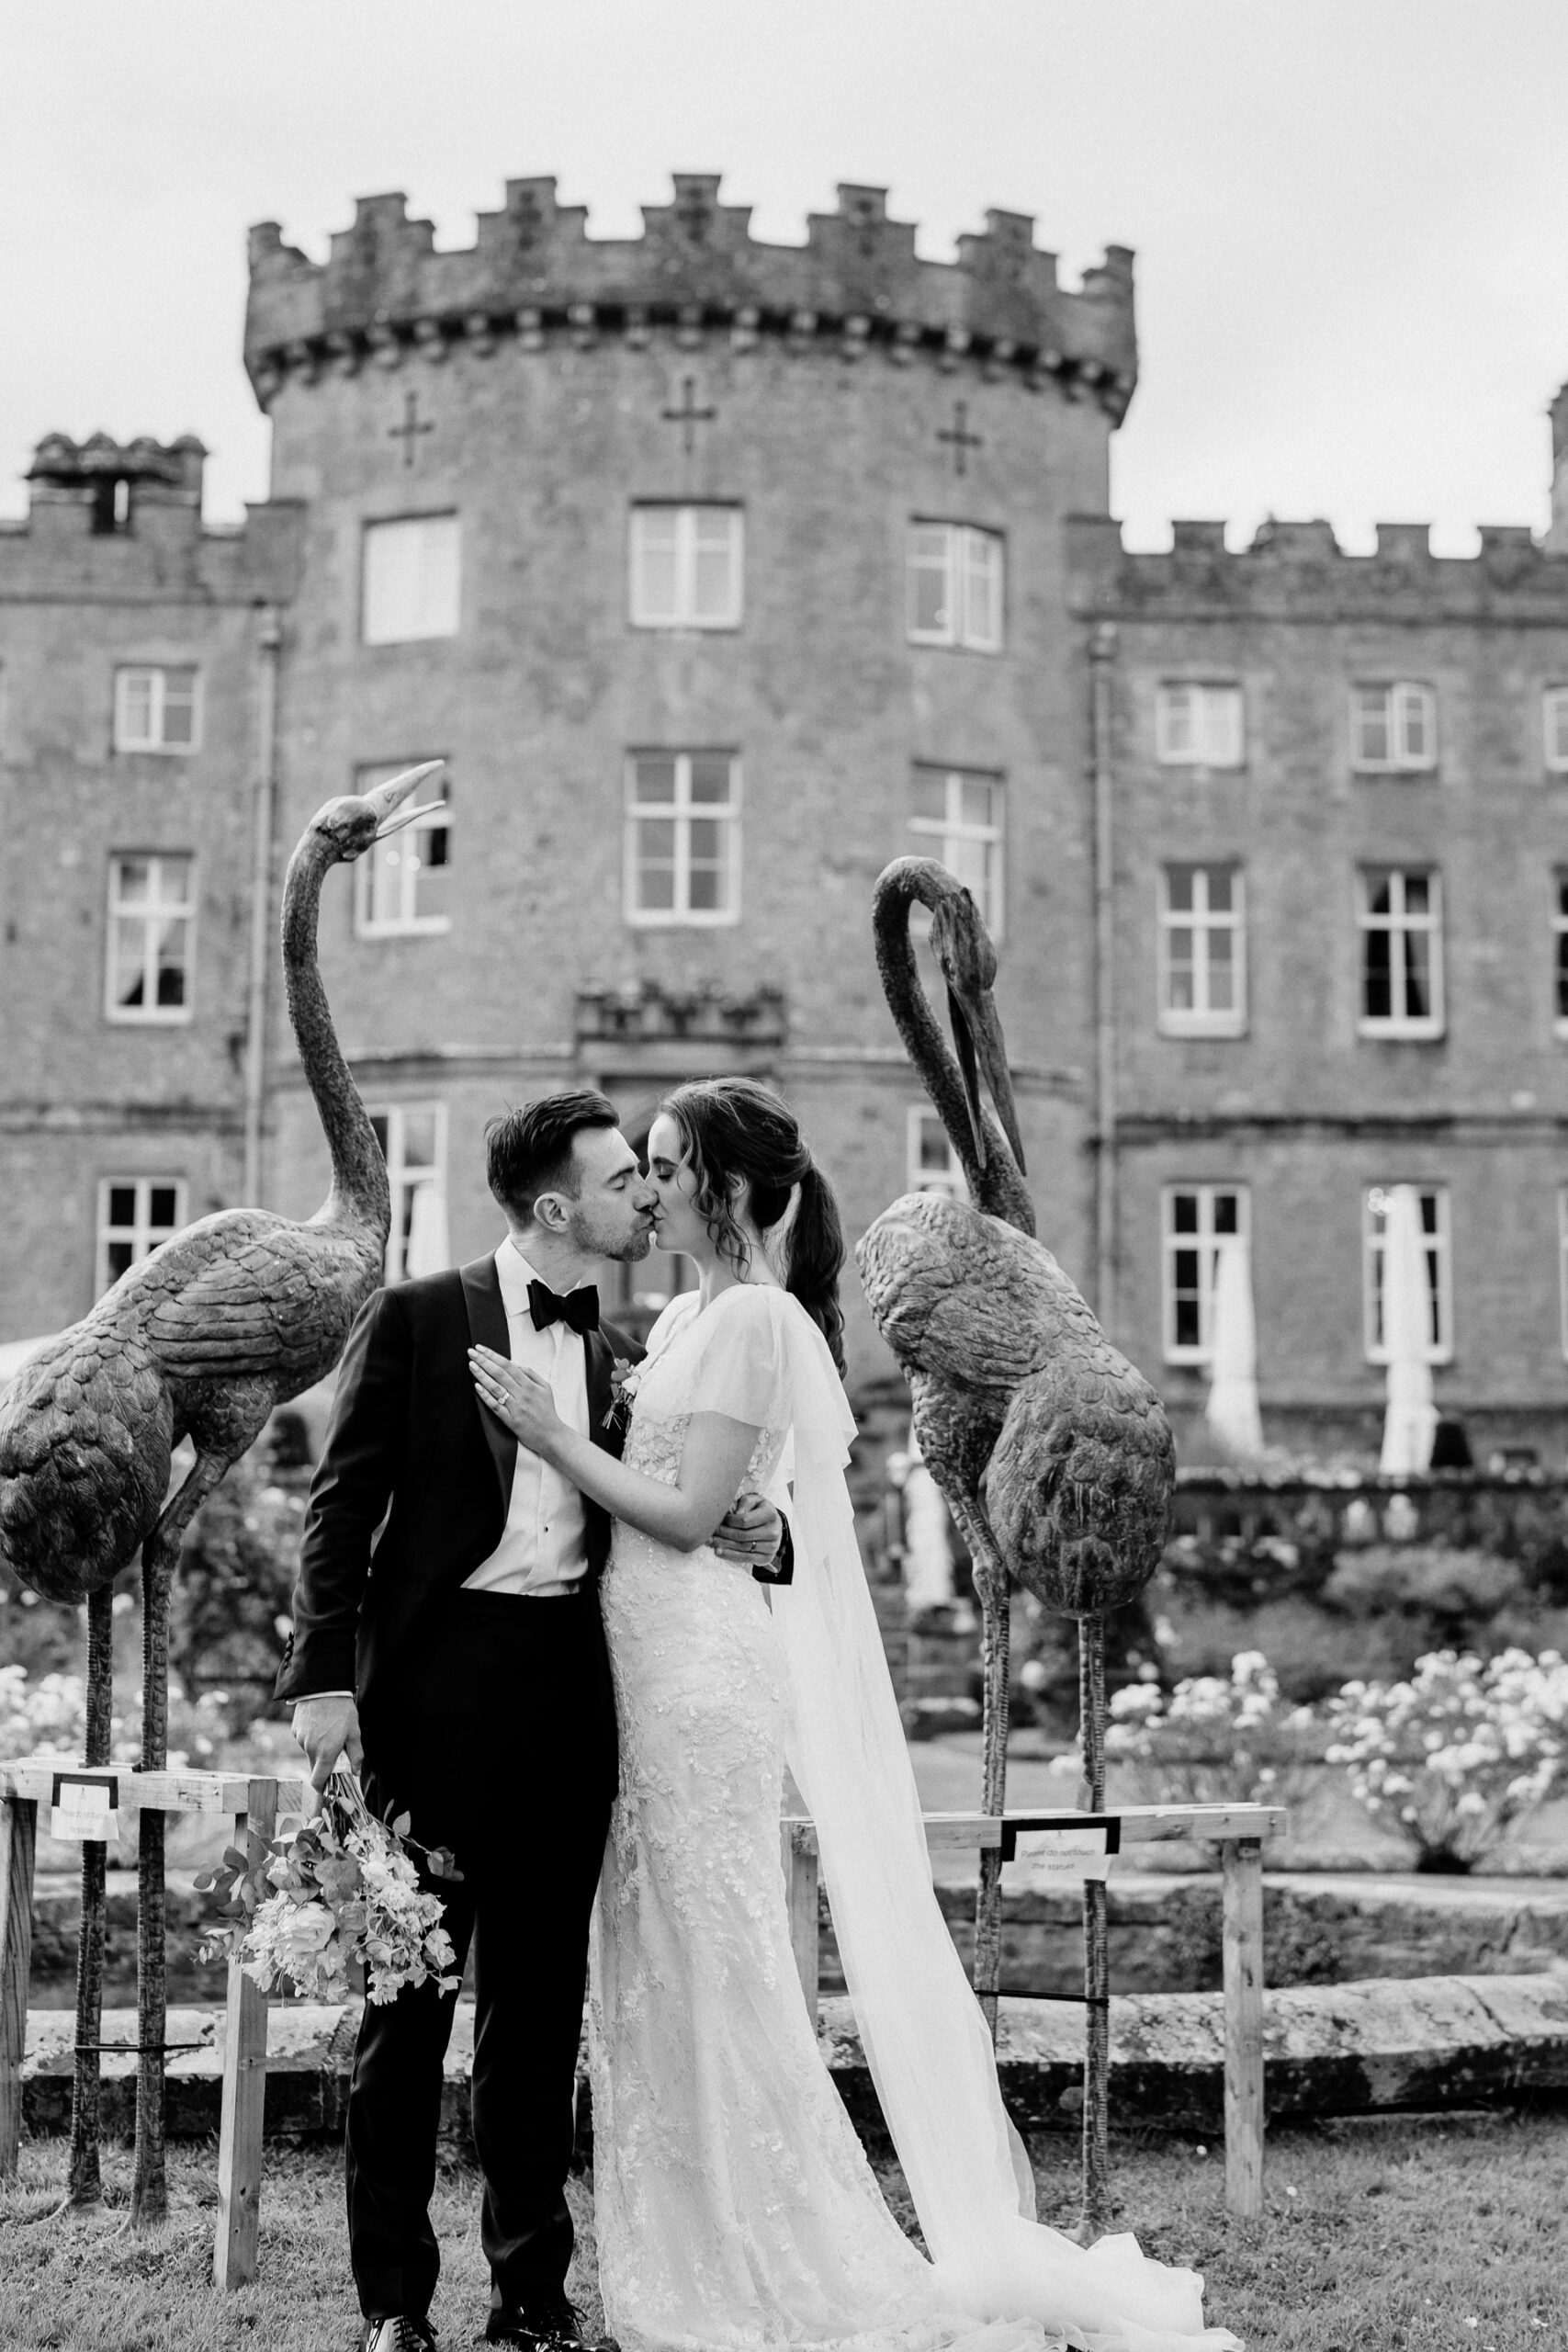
[278,1090,786,2352]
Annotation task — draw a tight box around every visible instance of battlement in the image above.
[244,175,1137,419]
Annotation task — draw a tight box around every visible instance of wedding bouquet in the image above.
[197,1770,463,2005]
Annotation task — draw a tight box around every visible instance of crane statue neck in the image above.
[874,876,1036,1238]
[280,834,390,1238]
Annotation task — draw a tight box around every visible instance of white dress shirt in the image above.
[462,1239,593,1598]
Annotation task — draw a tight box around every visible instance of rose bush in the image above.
[1102,1649,1325,1814]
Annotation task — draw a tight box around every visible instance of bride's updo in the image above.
[659,1078,847,1377]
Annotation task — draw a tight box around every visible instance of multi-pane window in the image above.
[629,505,743,628]
[1359,868,1443,1037]
[106,854,194,1023]
[906,525,1004,651]
[1161,1185,1248,1363]
[1157,865,1246,1036]
[909,767,1005,939]
[1545,689,1568,775]
[907,1106,967,1202]
[1155,682,1243,769]
[114,666,198,753]
[1363,1185,1452,1363]
[96,1178,186,1295]
[354,763,451,936]
[369,1103,446,1283]
[362,514,461,644]
[1351,682,1437,773]
[625,752,740,925]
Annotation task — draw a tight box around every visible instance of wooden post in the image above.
[214,1779,277,2289]
[1221,1836,1265,2219]
[0,1793,38,2176]
[781,1820,820,2029]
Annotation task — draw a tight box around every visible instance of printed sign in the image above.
[50,1772,120,1843]
[1002,1814,1121,1885]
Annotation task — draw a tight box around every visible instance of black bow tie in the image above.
[527,1278,600,1336]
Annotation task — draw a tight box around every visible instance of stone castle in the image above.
[3,175,1567,1460]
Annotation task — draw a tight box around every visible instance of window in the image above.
[625,752,740,925]
[1359,869,1442,1037]
[907,1107,967,1202]
[362,514,461,644]
[629,505,743,628]
[354,763,451,936]
[96,1178,186,1295]
[907,525,1003,651]
[1351,682,1437,773]
[1155,682,1243,769]
[369,1103,446,1283]
[1545,689,1568,775]
[909,767,1005,938]
[1554,876,1568,1035]
[114,666,198,753]
[1363,1185,1452,1363]
[1160,1185,1248,1363]
[1157,865,1246,1036]
[106,854,194,1023]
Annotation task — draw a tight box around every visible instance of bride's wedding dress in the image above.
[589,1283,1240,2352]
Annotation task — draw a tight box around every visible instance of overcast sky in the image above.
[6,0,1568,554]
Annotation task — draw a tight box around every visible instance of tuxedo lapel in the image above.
[459,1252,516,1518]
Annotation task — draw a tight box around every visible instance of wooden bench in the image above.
[0,1757,307,2287]
[780,1801,1283,2220]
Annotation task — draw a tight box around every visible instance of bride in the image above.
[471,1078,1240,2352]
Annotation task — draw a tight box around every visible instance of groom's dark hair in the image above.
[486,1089,620,1224]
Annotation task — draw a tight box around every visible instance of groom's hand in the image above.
[712,1491,784,1567]
[291,1693,365,1798]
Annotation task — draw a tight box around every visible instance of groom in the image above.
[278,1090,787,2352]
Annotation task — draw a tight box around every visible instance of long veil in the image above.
[766,1301,1241,2352]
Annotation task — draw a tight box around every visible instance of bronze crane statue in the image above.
[0,761,443,2223]
[855,856,1173,2235]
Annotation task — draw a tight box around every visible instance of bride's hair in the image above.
[660,1078,846,1376]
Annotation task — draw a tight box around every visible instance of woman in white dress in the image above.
[471,1080,1240,2352]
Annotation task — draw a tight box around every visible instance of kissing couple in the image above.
[280,1080,1239,2352]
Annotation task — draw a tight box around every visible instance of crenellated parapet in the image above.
[245,175,1137,420]
[1067,514,1568,624]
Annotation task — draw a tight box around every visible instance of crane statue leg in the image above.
[66,1585,114,2208]
[947,1494,1010,2046]
[130,1447,232,2229]
[1077,1611,1111,2242]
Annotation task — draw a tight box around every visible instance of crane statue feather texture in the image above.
[855,857,1174,2235]
[0,761,444,2223]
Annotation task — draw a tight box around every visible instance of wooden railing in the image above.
[780,1802,1282,2220]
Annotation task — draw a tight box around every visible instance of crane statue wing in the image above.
[131,1210,366,1391]
[856,1190,1105,1394]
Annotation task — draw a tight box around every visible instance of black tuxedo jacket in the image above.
[274,1253,637,1717]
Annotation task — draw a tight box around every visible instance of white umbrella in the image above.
[1205,1238,1265,1460]
[896,1426,961,1614]
[403,1180,451,1278]
[1379,1184,1437,1474]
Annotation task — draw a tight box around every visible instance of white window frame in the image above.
[1363,1184,1453,1365]
[906,524,1004,652]
[96,1176,187,1296]
[1157,865,1247,1037]
[628,504,744,629]
[113,665,200,754]
[353,763,452,937]
[368,1102,447,1283]
[1350,681,1437,775]
[105,853,196,1025]
[1155,681,1244,769]
[1545,687,1568,776]
[623,752,742,928]
[1160,1184,1250,1365]
[362,513,461,645]
[1358,868,1444,1039]
[908,766,1006,941]
[906,1106,967,1202]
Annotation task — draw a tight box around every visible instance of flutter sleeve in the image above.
[675,1285,790,1430]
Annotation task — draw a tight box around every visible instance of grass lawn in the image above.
[1,2113,1563,2351]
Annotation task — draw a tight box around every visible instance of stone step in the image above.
[18,1973,1568,2146]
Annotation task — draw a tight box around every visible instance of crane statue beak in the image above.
[947,983,1028,1180]
[366,760,446,840]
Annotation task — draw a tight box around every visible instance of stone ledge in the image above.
[18,1974,1568,2146]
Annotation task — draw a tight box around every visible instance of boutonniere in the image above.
[604,1357,641,1434]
